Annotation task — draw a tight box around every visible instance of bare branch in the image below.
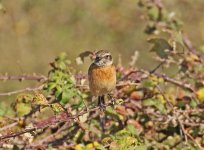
[0,102,113,141]
[182,33,204,64]
[0,85,44,96]
[120,69,195,92]
[0,128,36,141]
[154,72,195,92]
[0,74,47,82]
[0,122,18,132]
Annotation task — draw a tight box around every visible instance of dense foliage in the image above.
[1,0,204,149]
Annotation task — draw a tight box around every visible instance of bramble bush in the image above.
[1,0,204,149]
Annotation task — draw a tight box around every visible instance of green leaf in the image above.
[143,99,155,106]
[137,145,148,150]
[177,101,186,109]
[61,89,75,104]
[148,38,172,58]
[13,144,20,150]
[16,103,31,116]
[0,103,6,116]
[190,99,199,108]
[143,99,167,114]
[148,6,159,21]
[106,107,120,121]
[46,82,56,91]
[127,124,138,136]
[199,45,204,53]
[174,31,184,47]
[55,86,62,99]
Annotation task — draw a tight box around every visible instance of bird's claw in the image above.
[99,103,106,111]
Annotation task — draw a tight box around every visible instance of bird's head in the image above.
[93,50,113,67]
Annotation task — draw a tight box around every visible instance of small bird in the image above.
[88,50,116,110]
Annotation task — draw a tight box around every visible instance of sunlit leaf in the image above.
[196,87,204,101]
[143,98,167,113]
[33,93,48,106]
[127,124,138,136]
[50,103,64,113]
[16,103,31,116]
[61,89,74,104]
[79,113,89,123]
[174,31,184,47]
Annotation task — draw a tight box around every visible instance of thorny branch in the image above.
[0,85,44,96]
[145,107,204,149]
[0,69,195,97]
[182,33,204,64]
[120,69,195,92]
[0,102,111,141]
[0,74,47,82]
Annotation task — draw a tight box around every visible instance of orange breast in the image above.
[88,64,116,96]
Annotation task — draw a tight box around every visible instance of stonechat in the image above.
[88,50,116,110]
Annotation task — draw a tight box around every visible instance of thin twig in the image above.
[0,85,44,96]
[177,119,188,144]
[0,102,113,141]
[154,72,195,92]
[0,74,47,82]
[0,122,18,132]
[156,85,173,108]
[150,60,166,74]
[0,128,36,140]
[182,33,204,64]
[185,132,204,150]
[120,69,195,92]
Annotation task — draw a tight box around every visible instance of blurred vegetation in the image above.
[0,0,204,73]
[1,0,204,149]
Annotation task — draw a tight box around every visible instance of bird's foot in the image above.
[99,103,106,112]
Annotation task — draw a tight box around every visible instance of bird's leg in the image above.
[101,95,105,107]
[98,96,105,111]
[108,94,115,107]
[98,95,106,131]
[99,112,105,132]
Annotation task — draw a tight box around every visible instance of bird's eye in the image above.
[105,55,112,60]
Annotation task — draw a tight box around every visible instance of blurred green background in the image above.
[0,0,204,95]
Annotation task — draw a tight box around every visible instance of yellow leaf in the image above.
[85,143,93,150]
[50,103,64,113]
[93,141,100,147]
[75,144,83,150]
[33,93,48,106]
[196,88,204,101]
